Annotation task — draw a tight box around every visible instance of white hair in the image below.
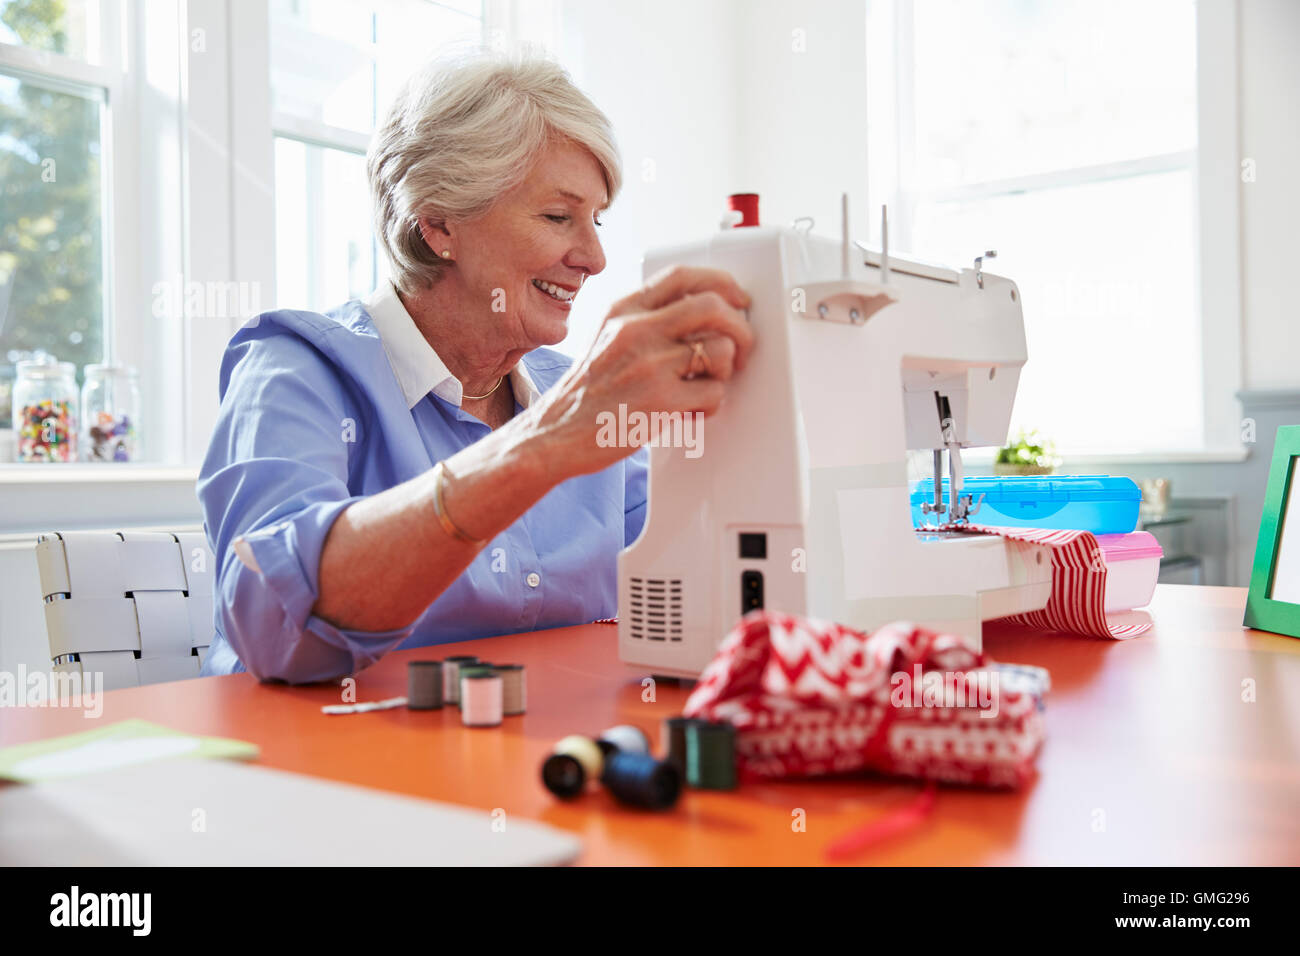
[367,48,622,295]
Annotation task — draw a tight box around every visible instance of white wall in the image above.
[554,0,742,356]
[732,0,870,238]
[1238,0,1300,390]
[554,0,871,361]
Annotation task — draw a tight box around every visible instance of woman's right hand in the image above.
[533,265,755,478]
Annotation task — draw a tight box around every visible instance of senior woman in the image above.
[197,52,753,682]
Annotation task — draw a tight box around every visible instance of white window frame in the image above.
[865,0,1245,463]
[0,1,132,425]
[265,1,505,313]
[266,15,382,312]
[0,0,534,476]
[0,0,276,476]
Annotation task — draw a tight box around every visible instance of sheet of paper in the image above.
[0,719,258,783]
[0,758,582,866]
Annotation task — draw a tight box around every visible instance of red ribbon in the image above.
[824,782,938,860]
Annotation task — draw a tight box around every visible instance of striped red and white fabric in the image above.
[682,610,1047,788]
[937,524,1152,640]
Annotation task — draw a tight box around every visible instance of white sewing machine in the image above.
[617,199,1054,677]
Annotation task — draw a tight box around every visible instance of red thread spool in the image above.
[728,193,759,227]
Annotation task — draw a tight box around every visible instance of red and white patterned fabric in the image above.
[682,611,1046,788]
[937,523,1153,639]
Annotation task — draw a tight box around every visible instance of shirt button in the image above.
[526,572,541,588]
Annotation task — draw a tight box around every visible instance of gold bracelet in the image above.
[432,462,486,546]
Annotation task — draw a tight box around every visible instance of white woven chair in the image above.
[35,531,215,690]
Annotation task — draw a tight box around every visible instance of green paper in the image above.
[0,719,259,783]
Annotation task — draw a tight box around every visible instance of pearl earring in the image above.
[441,250,452,259]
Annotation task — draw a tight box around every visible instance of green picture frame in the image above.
[1245,424,1300,638]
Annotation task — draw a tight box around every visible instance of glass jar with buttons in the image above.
[12,354,78,462]
[81,364,140,462]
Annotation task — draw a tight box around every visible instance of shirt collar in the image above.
[363,281,541,411]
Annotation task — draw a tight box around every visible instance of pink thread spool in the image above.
[460,671,503,728]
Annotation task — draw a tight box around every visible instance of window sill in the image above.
[960,448,1251,467]
[1061,449,1251,466]
[0,464,199,484]
[0,464,203,538]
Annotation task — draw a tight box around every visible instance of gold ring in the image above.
[684,340,712,380]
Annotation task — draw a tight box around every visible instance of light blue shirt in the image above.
[197,284,647,683]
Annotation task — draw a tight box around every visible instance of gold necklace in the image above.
[462,376,505,401]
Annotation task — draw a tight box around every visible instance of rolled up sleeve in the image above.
[624,446,649,546]
[198,325,415,683]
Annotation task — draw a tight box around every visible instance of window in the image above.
[0,0,115,438]
[0,0,522,478]
[0,71,106,372]
[868,0,1207,456]
[269,0,485,312]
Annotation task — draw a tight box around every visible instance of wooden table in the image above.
[3,584,1298,865]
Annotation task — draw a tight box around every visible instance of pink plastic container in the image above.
[1095,531,1163,612]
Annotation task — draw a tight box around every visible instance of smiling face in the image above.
[433,137,610,349]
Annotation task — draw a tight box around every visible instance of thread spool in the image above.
[407,660,443,710]
[602,751,682,810]
[458,664,495,712]
[685,720,737,790]
[596,725,651,765]
[664,716,701,777]
[727,192,759,227]
[541,735,604,799]
[460,672,503,727]
[442,655,478,705]
[495,664,526,715]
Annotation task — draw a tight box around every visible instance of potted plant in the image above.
[995,428,1061,476]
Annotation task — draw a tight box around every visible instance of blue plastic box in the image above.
[909,475,1141,535]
